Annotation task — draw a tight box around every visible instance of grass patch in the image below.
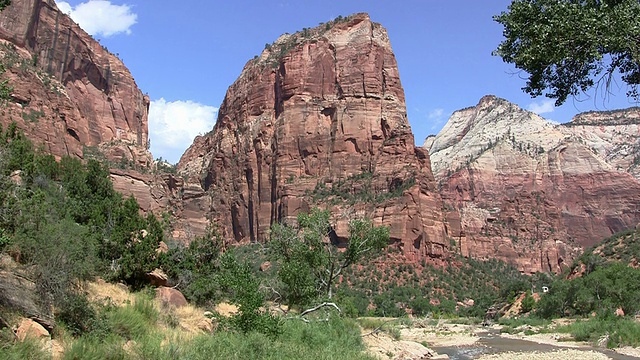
[448,317,483,325]
[63,334,128,360]
[0,331,50,360]
[556,317,640,348]
[356,317,390,330]
[56,287,374,359]
[356,317,403,341]
[498,316,551,334]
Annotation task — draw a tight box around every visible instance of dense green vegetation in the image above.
[269,208,389,307]
[538,229,640,318]
[511,229,640,348]
[308,171,416,205]
[494,0,640,105]
[0,124,374,356]
[336,257,543,319]
[1,291,374,360]
[0,123,164,294]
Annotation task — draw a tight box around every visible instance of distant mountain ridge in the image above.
[426,95,640,272]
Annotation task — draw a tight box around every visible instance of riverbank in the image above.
[362,318,640,360]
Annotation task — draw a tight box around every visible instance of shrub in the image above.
[56,293,98,337]
[557,317,640,348]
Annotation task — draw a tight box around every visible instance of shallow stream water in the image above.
[432,330,640,360]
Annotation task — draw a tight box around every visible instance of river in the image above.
[432,330,640,360]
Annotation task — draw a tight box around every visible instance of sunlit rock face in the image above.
[0,0,151,166]
[427,95,640,273]
[178,13,451,262]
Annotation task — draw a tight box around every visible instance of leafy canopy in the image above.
[269,208,389,308]
[494,0,640,105]
[0,123,163,292]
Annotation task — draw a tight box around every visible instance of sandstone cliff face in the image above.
[178,14,449,261]
[0,0,151,165]
[560,107,640,180]
[427,96,640,273]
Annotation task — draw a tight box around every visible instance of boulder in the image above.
[0,271,54,330]
[259,261,271,272]
[146,268,168,287]
[16,318,49,341]
[155,287,188,308]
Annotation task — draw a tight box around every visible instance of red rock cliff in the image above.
[426,96,640,273]
[178,14,450,261]
[0,0,150,165]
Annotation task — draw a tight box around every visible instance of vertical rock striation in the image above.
[0,0,151,165]
[178,14,450,261]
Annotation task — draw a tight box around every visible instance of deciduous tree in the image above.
[269,208,389,311]
[494,0,640,105]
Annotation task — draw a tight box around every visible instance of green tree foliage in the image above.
[494,0,640,105]
[521,290,536,313]
[0,123,163,298]
[269,208,389,309]
[160,227,224,306]
[536,262,640,318]
[218,254,282,337]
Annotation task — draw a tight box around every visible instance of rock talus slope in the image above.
[179,14,451,261]
[0,0,151,165]
[427,95,640,273]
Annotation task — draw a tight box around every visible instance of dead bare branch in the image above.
[300,301,341,317]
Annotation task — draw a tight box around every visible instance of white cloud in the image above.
[56,0,137,37]
[528,99,556,115]
[428,108,444,119]
[427,108,447,130]
[149,99,218,164]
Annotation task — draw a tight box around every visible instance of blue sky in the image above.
[56,0,639,163]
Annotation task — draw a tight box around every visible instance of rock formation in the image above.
[426,95,640,273]
[178,13,450,261]
[0,0,151,166]
[560,107,640,180]
[3,1,637,273]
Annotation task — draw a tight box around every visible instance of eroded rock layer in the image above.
[0,0,151,165]
[426,96,640,273]
[178,14,450,261]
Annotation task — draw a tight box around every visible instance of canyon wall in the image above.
[178,14,452,261]
[0,0,150,165]
[426,96,640,273]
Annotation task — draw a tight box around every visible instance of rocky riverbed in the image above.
[362,319,640,360]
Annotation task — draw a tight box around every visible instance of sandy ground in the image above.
[361,320,481,359]
[362,328,455,360]
[400,323,481,347]
[362,330,436,360]
[476,349,611,360]
[500,332,585,348]
[499,329,640,358]
[615,347,640,358]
